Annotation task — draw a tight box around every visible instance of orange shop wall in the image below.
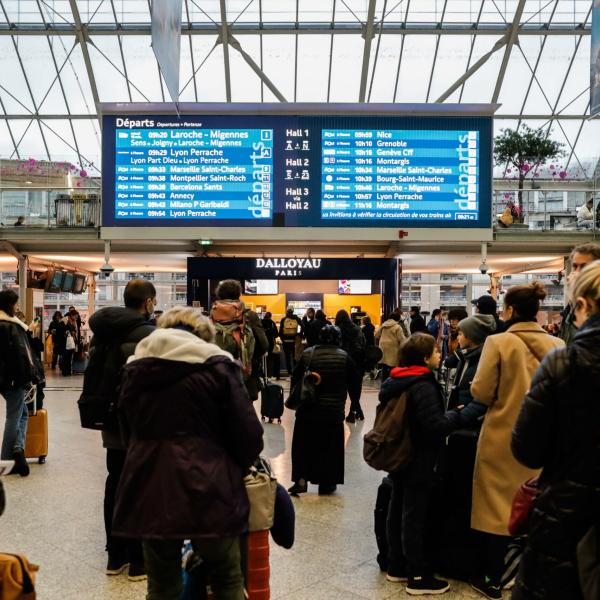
[241,294,287,317]
[323,294,382,325]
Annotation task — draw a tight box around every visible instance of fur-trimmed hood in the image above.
[128,327,232,365]
[0,310,28,331]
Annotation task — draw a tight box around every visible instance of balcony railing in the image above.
[493,188,599,232]
[0,188,100,229]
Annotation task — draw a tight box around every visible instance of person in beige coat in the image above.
[375,310,407,381]
[468,281,564,600]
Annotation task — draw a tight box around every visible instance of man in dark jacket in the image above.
[87,278,156,581]
[335,310,366,422]
[381,332,460,595]
[558,242,600,345]
[0,290,35,477]
[471,295,506,334]
[213,279,268,400]
[409,306,428,334]
[261,311,280,379]
[306,309,328,348]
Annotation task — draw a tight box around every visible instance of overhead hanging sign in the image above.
[592,1,600,117]
[151,0,183,104]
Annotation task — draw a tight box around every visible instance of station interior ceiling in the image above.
[0,236,575,276]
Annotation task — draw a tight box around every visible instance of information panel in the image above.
[102,111,492,229]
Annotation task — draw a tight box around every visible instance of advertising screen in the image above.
[338,280,372,295]
[102,110,492,229]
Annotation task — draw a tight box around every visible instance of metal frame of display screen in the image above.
[101,103,495,230]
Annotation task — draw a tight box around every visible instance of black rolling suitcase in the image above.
[260,356,284,423]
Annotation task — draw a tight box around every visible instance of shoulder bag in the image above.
[284,348,320,411]
[508,476,540,536]
[244,457,277,532]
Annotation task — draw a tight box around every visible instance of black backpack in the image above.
[77,338,125,430]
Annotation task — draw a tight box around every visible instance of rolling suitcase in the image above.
[260,357,284,424]
[24,386,48,464]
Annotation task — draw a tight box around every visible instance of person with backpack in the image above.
[380,332,461,595]
[335,310,366,423]
[0,290,36,477]
[111,307,264,600]
[279,307,303,376]
[210,279,268,401]
[85,279,156,581]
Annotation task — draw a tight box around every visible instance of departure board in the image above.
[102,110,492,229]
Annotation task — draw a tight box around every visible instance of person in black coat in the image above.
[409,306,428,334]
[335,309,366,422]
[114,306,263,600]
[305,309,328,348]
[288,325,357,496]
[47,310,62,369]
[88,278,157,578]
[261,311,280,379]
[381,332,460,595]
[0,290,36,477]
[511,260,600,600]
[361,315,376,347]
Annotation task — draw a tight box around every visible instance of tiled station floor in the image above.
[1,373,508,599]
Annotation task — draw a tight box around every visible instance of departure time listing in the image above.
[320,129,479,222]
[114,127,274,220]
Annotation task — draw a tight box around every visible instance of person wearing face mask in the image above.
[87,278,156,582]
[468,282,564,600]
[511,260,600,600]
[558,243,600,345]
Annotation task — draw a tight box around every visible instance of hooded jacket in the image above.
[379,367,459,479]
[112,328,264,540]
[511,314,600,600]
[0,311,35,390]
[89,306,156,449]
[375,319,406,368]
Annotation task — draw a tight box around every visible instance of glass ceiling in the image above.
[0,0,597,181]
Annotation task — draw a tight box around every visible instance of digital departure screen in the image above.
[102,111,492,229]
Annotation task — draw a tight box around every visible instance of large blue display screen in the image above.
[102,113,492,228]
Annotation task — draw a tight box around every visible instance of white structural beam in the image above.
[219,0,232,102]
[68,0,101,112]
[358,0,377,103]
[492,0,527,103]
[437,34,508,102]
[0,23,590,37]
[228,35,288,102]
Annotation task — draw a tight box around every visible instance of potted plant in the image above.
[494,125,564,224]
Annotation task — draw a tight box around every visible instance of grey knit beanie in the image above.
[458,314,496,345]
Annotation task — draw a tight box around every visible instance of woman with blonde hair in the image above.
[468,282,564,599]
[511,261,600,600]
[112,307,264,600]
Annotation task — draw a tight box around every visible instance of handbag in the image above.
[508,476,540,536]
[0,553,38,600]
[65,333,75,351]
[244,457,277,532]
[285,348,319,411]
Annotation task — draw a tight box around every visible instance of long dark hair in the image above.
[335,309,351,326]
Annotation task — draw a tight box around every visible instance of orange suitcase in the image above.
[206,531,270,600]
[25,408,48,464]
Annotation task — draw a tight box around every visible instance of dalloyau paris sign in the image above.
[255,257,322,277]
